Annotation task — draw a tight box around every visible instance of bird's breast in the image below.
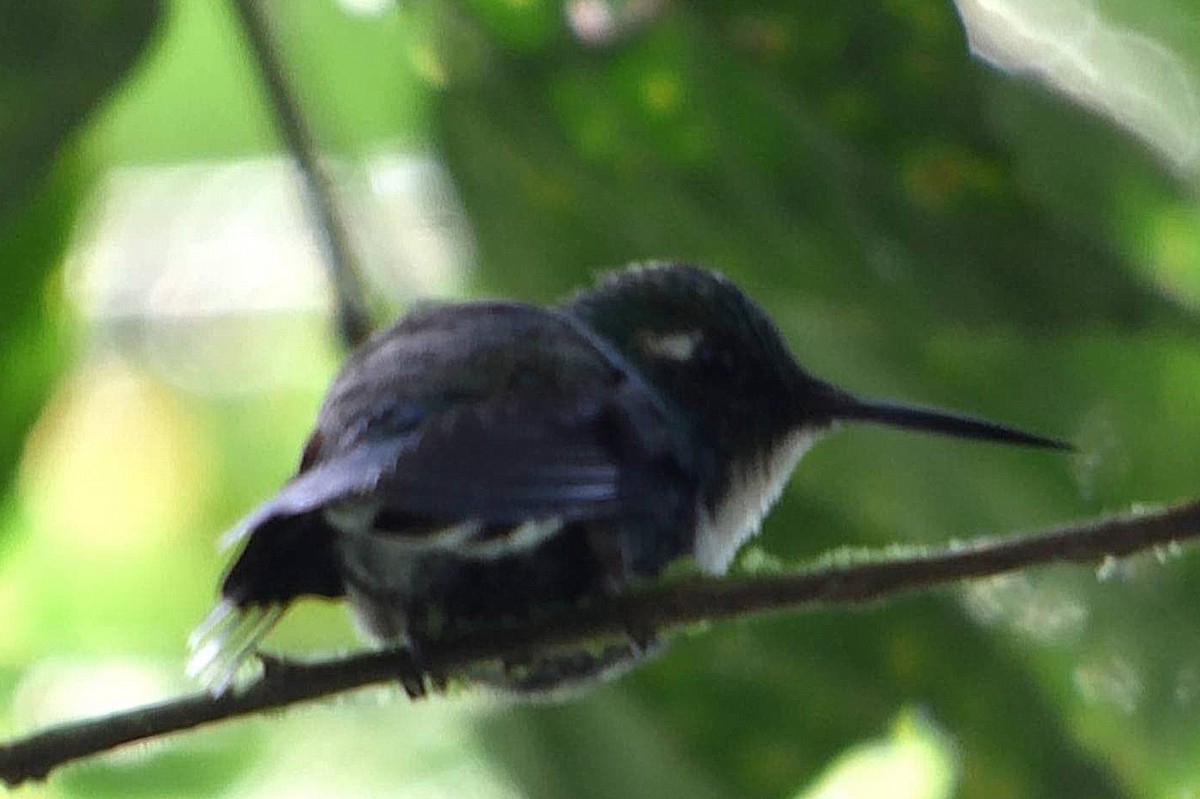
[693,430,819,575]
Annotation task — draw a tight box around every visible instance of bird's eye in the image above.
[694,339,736,374]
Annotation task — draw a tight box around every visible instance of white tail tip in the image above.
[186,600,284,695]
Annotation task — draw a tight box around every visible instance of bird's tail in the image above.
[186,600,285,694]
[188,511,345,694]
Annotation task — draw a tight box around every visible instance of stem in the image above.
[2,499,1197,786]
[229,0,373,348]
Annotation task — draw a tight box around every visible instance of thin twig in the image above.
[2,498,1198,786]
[229,0,373,348]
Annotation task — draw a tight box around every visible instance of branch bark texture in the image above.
[2,499,1198,786]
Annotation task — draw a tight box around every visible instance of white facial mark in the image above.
[694,430,821,575]
[639,329,704,361]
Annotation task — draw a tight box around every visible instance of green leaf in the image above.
[0,1,162,222]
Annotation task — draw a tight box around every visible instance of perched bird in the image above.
[189,263,1067,694]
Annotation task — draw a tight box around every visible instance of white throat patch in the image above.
[694,429,819,575]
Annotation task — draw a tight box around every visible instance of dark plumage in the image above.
[190,263,1067,694]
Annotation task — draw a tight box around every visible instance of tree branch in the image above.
[229,0,374,349]
[2,498,1198,786]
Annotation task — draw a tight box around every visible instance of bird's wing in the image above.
[221,388,676,554]
[376,400,625,524]
[217,435,413,551]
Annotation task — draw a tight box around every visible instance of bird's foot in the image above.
[394,644,429,700]
[622,616,659,657]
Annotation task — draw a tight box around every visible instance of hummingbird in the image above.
[188,262,1068,695]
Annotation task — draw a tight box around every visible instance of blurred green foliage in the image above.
[0,1,160,511]
[3,0,1200,798]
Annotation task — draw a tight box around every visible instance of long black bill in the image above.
[830,393,1072,451]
